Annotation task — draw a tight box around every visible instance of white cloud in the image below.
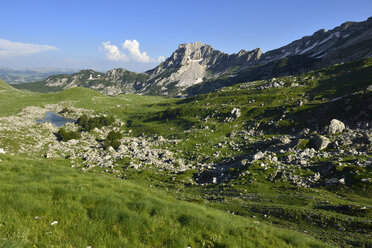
[101,39,163,63]
[122,40,151,62]
[101,41,128,62]
[0,38,58,57]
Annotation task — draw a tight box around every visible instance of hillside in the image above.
[13,17,372,97]
[0,154,333,247]
[0,58,371,247]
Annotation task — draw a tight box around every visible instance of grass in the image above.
[0,58,371,247]
[0,154,331,248]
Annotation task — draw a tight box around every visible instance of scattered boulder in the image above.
[253,151,265,160]
[279,136,291,145]
[327,119,345,134]
[231,108,241,118]
[310,135,330,151]
[0,148,4,154]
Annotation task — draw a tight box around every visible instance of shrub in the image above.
[103,131,122,150]
[156,107,186,121]
[107,130,123,141]
[57,128,81,142]
[77,115,115,131]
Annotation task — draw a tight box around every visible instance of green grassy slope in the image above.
[0,84,170,117]
[0,154,331,248]
[126,58,372,139]
[0,58,371,247]
[11,81,63,93]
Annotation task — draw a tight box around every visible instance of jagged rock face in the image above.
[143,42,223,94]
[33,17,372,96]
[142,42,262,95]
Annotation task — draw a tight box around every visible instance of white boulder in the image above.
[328,119,345,134]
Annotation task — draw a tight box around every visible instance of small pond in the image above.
[36,112,76,127]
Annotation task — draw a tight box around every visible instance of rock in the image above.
[253,151,265,160]
[240,159,248,166]
[0,148,4,154]
[51,221,58,225]
[362,132,372,144]
[231,108,241,118]
[279,136,291,145]
[339,178,346,185]
[314,172,321,181]
[327,119,345,134]
[311,135,330,151]
[212,177,217,184]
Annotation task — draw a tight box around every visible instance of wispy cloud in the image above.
[101,39,163,63]
[0,38,58,57]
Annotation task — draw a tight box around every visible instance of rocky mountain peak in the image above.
[177,41,204,50]
[171,41,216,66]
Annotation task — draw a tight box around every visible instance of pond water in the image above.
[36,112,76,127]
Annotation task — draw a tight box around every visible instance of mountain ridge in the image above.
[12,17,372,96]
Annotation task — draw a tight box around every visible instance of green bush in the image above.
[103,131,122,150]
[107,130,123,141]
[57,128,81,142]
[157,107,186,120]
[77,115,114,131]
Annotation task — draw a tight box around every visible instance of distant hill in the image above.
[0,68,78,84]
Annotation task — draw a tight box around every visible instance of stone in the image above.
[212,177,217,184]
[0,148,4,154]
[253,151,265,160]
[240,159,248,166]
[279,136,291,145]
[314,172,321,181]
[51,221,58,225]
[327,119,345,134]
[311,135,330,151]
[231,108,241,118]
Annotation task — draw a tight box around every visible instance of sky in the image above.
[0,0,371,72]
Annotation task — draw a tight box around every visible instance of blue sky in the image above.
[1,0,371,72]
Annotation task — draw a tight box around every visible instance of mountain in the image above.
[140,42,263,95]
[13,68,149,94]
[42,68,149,95]
[14,17,372,96]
